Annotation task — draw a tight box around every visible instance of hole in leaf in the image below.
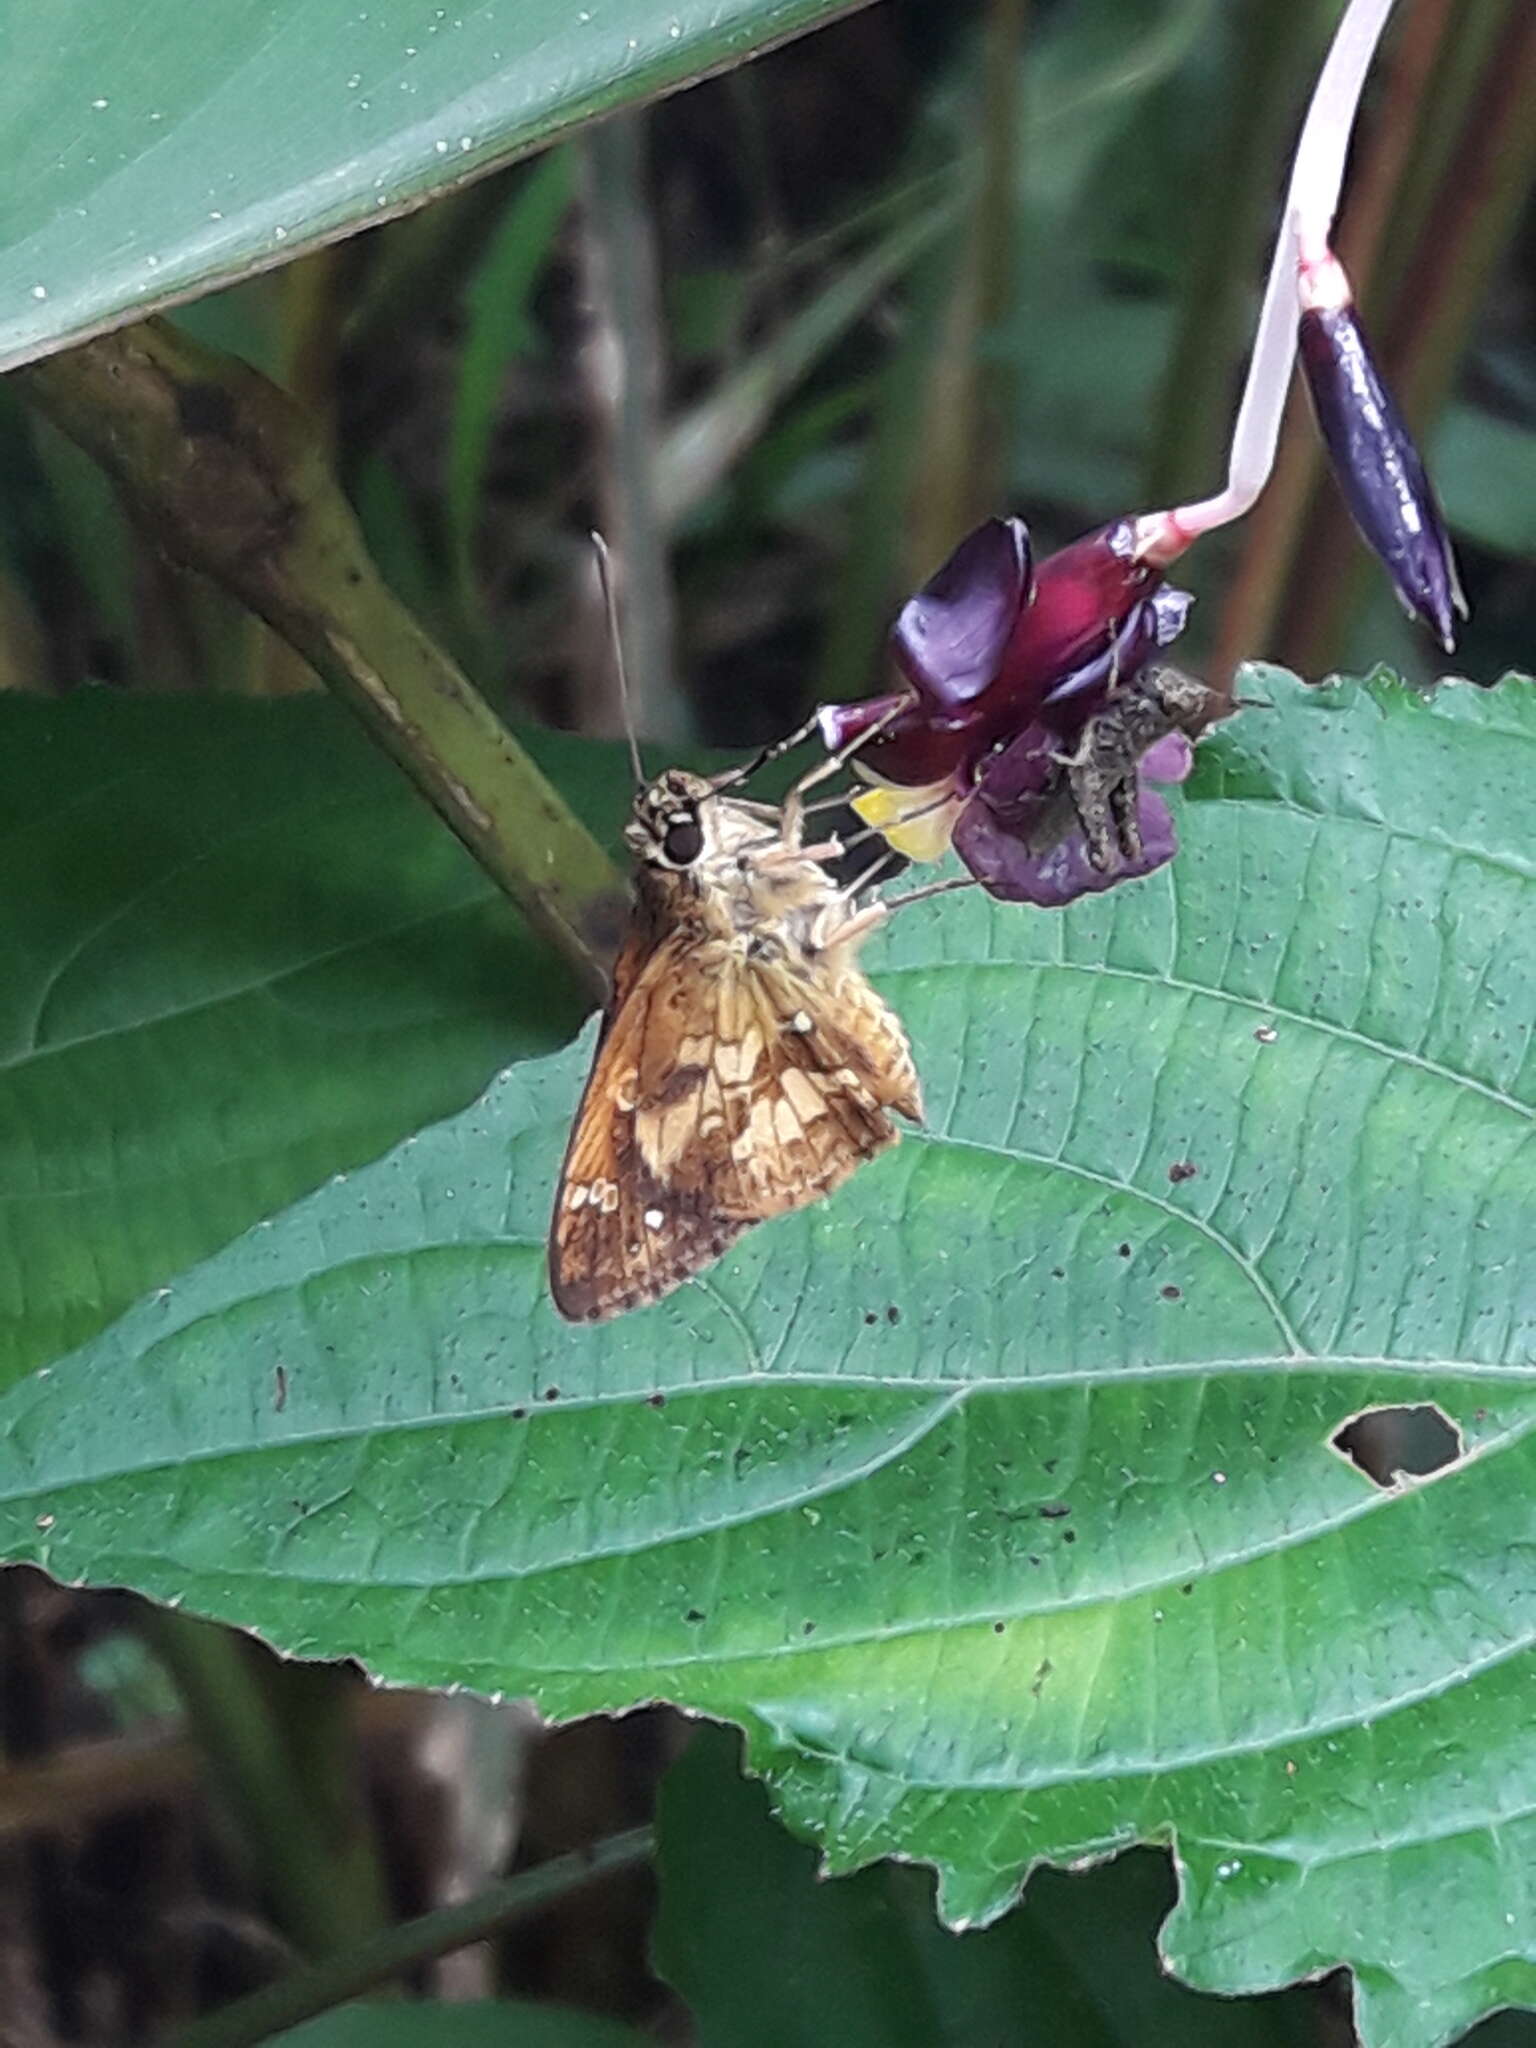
[1331,1404,1463,1488]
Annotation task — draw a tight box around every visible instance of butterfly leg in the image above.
[781,697,913,845]
[705,711,825,797]
[841,872,979,944]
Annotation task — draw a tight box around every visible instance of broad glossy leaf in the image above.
[277,2005,650,2047]
[0,694,610,1389]
[655,1723,1321,2046]
[3,672,1536,2047]
[0,0,870,372]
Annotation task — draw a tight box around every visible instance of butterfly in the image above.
[548,757,922,1322]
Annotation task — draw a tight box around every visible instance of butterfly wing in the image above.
[549,929,918,1324]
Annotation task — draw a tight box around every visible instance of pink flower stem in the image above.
[1141,0,1399,560]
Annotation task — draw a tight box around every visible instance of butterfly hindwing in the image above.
[549,929,917,1322]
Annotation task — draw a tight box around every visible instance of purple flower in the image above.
[823,516,1171,792]
[1298,295,1466,653]
[819,511,1206,906]
[951,687,1197,906]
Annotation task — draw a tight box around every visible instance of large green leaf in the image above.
[655,1723,1321,2045]
[0,694,610,1389]
[0,0,869,373]
[2,671,1535,2047]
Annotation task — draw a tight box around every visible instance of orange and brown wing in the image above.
[549,936,918,1323]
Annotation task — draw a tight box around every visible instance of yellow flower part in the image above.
[849,772,965,862]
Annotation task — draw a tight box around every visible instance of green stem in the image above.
[146,1615,388,1963]
[17,319,623,996]
[162,1825,656,2048]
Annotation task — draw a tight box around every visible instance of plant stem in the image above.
[162,1825,656,2048]
[1144,0,1331,509]
[1211,0,1455,679]
[1161,0,1397,548]
[18,319,623,995]
[146,1616,389,1964]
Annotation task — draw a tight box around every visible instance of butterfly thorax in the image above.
[627,770,845,959]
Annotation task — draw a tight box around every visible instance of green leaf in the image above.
[0,0,872,374]
[4,670,1536,2047]
[655,1724,1320,2046]
[0,693,614,1389]
[275,2005,650,2048]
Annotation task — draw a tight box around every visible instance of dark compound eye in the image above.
[661,814,704,865]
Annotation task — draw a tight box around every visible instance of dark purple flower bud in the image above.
[953,786,1179,907]
[891,517,1032,708]
[1298,299,1465,652]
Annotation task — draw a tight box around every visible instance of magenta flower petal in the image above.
[816,690,914,756]
[1039,586,1195,721]
[999,519,1162,696]
[1140,730,1194,783]
[968,719,1056,815]
[892,517,1033,708]
[953,787,1178,906]
[1298,304,1465,652]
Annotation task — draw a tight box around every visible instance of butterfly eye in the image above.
[661,814,704,865]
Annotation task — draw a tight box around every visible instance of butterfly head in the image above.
[626,769,714,871]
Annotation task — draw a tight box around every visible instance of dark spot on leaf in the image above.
[1041,1457,1057,1474]
[1051,1267,1065,1280]
[864,1311,879,1325]
[1117,1242,1132,1258]
[273,1365,287,1413]
[1332,1404,1462,1488]
[992,1621,1005,1634]
[1030,1658,1053,1698]
[1161,1284,1182,1301]
[1062,1528,1077,1544]
[685,1608,706,1623]
[733,1448,753,1475]
[1168,1160,1198,1183]
[543,1387,560,1401]
[510,1407,527,1421]
[886,1305,901,1325]
[1028,1554,1041,1566]
[1039,1502,1071,1519]
[1181,1582,1194,1595]
[802,1621,816,1635]
[647,1392,666,1409]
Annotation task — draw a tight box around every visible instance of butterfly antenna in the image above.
[591,531,645,791]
